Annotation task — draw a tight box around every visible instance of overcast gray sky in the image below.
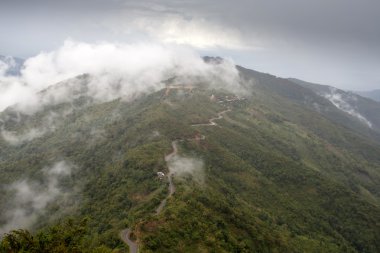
[1,0,379,90]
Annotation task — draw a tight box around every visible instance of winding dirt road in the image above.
[191,109,231,127]
[155,141,177,215]
[156,108,230,214]
[120,229,138,253]
[121,108,229,251]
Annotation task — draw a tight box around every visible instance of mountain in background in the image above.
[0,55,24,76]
[288,78,380,133]
[354,89,380,102]
[0,59,379,253]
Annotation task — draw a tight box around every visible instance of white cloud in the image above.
[324,88,373,128]
[0,40,243,115]
[0,60,8,76]
[1,127,46,145]
[168,154,205,184]
[1,109,73,145]
[129,15,253,50]
[0,56,20,76]
[0,161,72,235]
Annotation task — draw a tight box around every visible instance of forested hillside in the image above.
[1,65,379,253]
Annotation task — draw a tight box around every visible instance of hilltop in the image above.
[0,62,379,252]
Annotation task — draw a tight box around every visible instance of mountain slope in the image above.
[288,78,380,133]
[0,65,379,252]
[355,90,380,102]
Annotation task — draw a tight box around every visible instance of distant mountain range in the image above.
[354,89,380,102]
[0,57,379,252]
[288,78,380,133]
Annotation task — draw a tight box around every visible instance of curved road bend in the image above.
[120,229,138,253]
[191,109,231,127]
[121,109,230,250]
[156,141,177,215]
[121,141,178,252]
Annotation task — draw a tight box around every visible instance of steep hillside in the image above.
[355,90,380,102]
[0,66,379,253]
[288,78,380,134]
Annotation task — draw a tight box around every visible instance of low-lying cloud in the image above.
[0,161,72,235]
[168,154,204,184]
[0,108,73,145]
[0,56,22,76]
[1,127,46,145]
[323,87,373,128]
[0,40,243,115]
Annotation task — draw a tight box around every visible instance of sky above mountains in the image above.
[1,0,379,90]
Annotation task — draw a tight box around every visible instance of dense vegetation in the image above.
[0,68,379,252]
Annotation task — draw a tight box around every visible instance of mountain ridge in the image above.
[354,89,380,102]
[0,61,379,252]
